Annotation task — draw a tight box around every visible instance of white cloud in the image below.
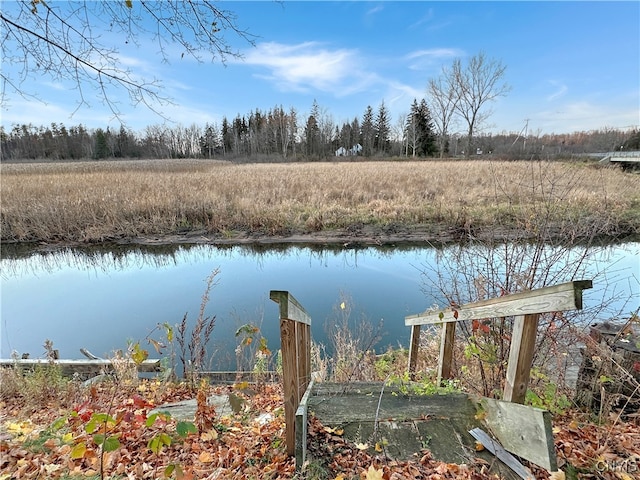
[41,81,67,91]
[408,9,435,29]
[116,53,149,69]
[406,48,463,60]
[366,5,384,16]
[240,41,375,95]
[546,80,568,102]
[383,81,424,115]
[405,48,464,70]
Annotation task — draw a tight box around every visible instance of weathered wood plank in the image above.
[270,290,311,325]
[270,290,313,458]
[469,428,535,480]
[295,379,315,469]
[0,358,162,373]
[299,323,311,400]
[279,317,298,456]
[405,280,592,326]
[480,397,557,471]
[408,325,421,380]
[503,314,539,403]
[437,322,456,384]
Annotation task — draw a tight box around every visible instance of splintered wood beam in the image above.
[405,280,592,326]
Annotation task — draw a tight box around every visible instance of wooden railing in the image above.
[270,290,311,457]
[405,280,592,403]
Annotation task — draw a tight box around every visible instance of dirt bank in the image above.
[3,221,638,257]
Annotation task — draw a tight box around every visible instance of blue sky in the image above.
[1,1,639,135]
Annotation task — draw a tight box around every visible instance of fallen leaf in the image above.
[70,442,87,459]
[616,474,634,480]
[323,426,343,435]
[355,442,369,451]
[200,429,219,441]
[6,420,34,437]
[198,451,213,463]
[364,464,384,480]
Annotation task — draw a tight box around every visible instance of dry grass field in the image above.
[1,158,638,244]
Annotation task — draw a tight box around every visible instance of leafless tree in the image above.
[1,0,254,120]
[427,67,459,158]
[449,52,510,157]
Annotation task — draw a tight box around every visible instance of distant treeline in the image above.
[1,102,638,162]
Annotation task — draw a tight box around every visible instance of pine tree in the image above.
[93,128,110,159]
[405,99,437,157]
[360,106,375,157]
[304,100,321,157]
[416,99,437,157]
[200,123,219,158]
[374,101,391,154]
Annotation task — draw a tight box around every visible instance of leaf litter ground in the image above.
[1,380,639,479]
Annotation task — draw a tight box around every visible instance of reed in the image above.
[1,159,638,243]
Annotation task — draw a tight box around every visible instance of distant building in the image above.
[336,144,362,156]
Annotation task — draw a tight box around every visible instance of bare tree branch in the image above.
[1,0,255,123]
[450,52,511,157]
[426,52,510,158]
[428,66,459,158]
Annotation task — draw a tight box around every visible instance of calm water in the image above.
[1,242,638,370]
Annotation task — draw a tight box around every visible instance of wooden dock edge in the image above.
[0,358,162,376]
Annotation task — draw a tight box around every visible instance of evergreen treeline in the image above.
[1,100,637,162]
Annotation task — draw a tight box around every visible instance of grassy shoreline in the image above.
[2,158,639,246]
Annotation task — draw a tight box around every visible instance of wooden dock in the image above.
[270,284,590,475]
[0,358,162,378]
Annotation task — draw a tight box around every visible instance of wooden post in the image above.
[504,313,540,403]
[437,322,456,385]
[270,290,312,457]
[408,324,421,380]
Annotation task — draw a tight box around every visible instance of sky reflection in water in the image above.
[1,243,638,370]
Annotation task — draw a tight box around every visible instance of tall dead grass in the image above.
[1,159,638,243]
